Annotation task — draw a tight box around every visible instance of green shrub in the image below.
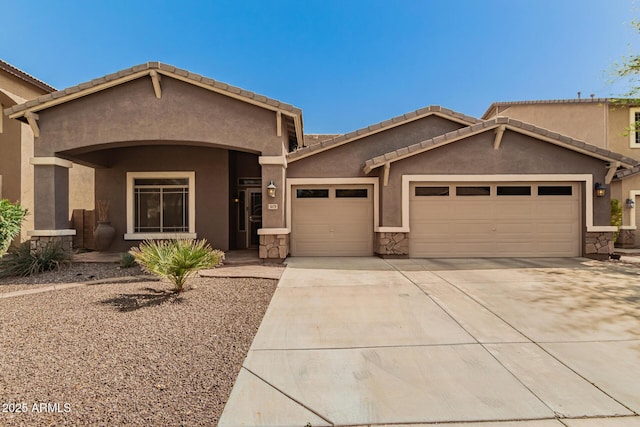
[119,252,137,268]
[0,199,28,257]
[129,239,224,292]
[0,241,70,277]
[611,199,623,243]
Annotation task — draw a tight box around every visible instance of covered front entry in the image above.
[409,181,581,257]
[291,184,374,256]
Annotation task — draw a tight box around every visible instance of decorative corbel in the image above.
[149,70,162,99]
[276,111,282,137]
[24,111,40,138]
[493,125,506,150]
[605,161,620,185]
[383,162,391,186]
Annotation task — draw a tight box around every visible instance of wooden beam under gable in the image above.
[276,111,282,137]
[0,103,3,134]
[605,161,620,184]
[493,125,506,150]
[149,70,162,99]
[383,162,391,186]
[24,111,40,138]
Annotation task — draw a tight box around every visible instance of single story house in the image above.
[4,62,638,258]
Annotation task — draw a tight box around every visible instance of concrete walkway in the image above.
[218,257,640,426]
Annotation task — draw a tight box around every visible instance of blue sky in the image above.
[1,0,638,133]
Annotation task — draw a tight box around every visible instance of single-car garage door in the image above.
[291,185,373,256]
[410,182,580,257]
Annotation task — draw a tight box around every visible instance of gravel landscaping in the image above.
[0,267,277,426]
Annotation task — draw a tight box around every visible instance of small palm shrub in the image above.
[119,252,137,268]
[129,239,224,292]
[0,241,70,277]
[0,199,28,257]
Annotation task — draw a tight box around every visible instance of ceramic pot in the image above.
[93,222,115,251]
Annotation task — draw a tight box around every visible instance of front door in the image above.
[248,189,262,247]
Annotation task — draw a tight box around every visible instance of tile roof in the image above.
[288,105,480,162]
[0,59,56,93]
[303,134,342,146]
[482,98,614,119]
[5,62,302,117]
[615,165,640,180]
[363,116,639,174]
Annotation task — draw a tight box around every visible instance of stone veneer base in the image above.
[375,232,409,256]
[616,229,636,248]
[584,231,614,256]
[259,234,289,259]
[30,235,74,254]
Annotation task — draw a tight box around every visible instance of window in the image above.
[125,172,196,239]
[630,108,640,147]
[497,186,531,196]
[538,186,572,196]
[296,189,329,198]
[336,189,368,198]
[415,186,449,196]
[456,186,490,196]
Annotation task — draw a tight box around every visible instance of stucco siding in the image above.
[489,103,607,148]
[35,76,284,158]
[607,106,640,159]
[381,130,609,226]
[0,72,49,100]
[0,109,22,203]
[287,115,465,178]
[94,145,229,253]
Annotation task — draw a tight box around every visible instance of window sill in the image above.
[124,233,197,240]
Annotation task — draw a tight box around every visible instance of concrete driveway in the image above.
[218,257,640,426]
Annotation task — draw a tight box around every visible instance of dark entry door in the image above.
[248,189,262,247]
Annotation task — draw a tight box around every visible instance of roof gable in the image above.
[363,116,639,174]
[288,105,480,162]
[4,62,304,146]
[5,62,301,117]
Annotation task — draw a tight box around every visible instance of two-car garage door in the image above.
[409,182,581,257]
[291,185,373,256]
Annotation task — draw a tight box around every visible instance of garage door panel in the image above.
[291,185,373,256]
[410,182,580,258]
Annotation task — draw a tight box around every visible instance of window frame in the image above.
[630,107,640,148]
[125,171,196,240]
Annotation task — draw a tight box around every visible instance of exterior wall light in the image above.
[627,198,636,208]
[267,180,277,198]
[595,182,606,197]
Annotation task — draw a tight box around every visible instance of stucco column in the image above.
[258,156,288,259]
[28,157,76,249]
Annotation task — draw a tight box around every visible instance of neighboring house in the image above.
[483,98,640,247]
[4,62,637,259]
[0,59,94,242]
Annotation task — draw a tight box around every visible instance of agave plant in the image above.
[129,239,223,292]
